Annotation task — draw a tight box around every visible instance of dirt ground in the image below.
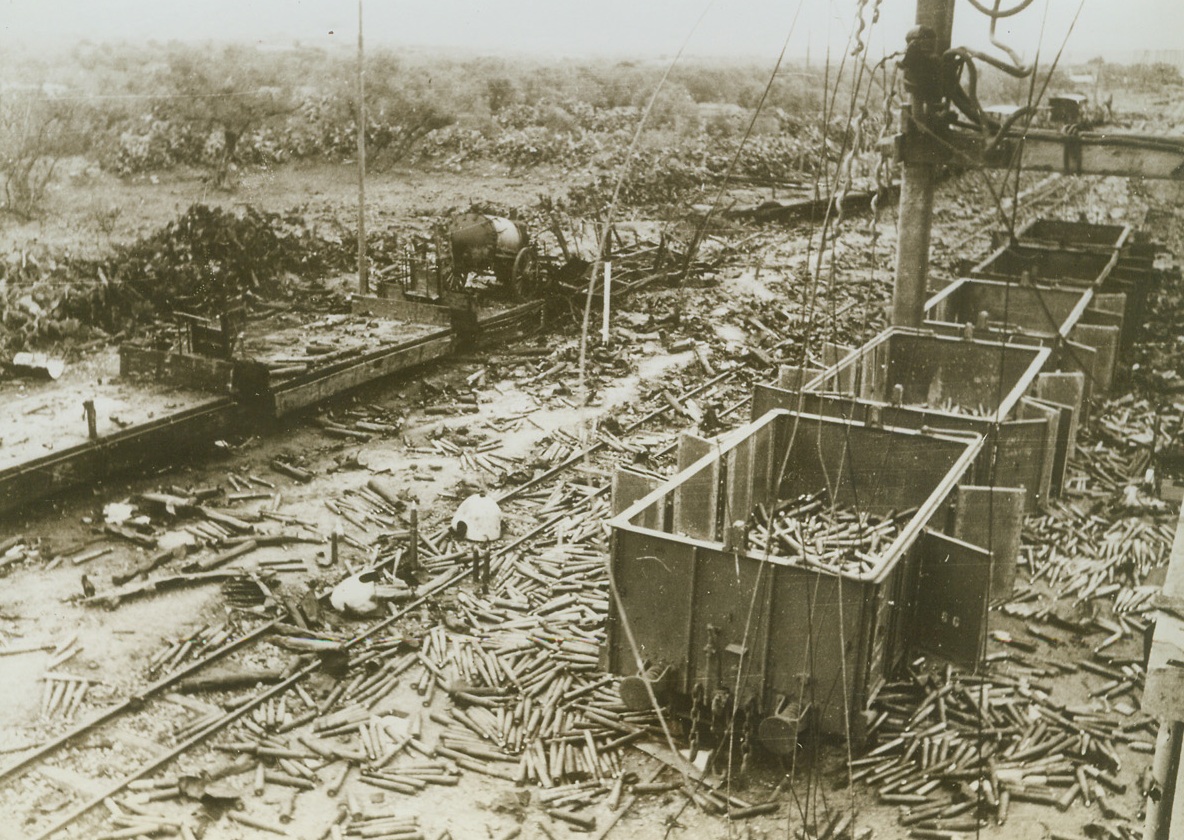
[0,160,572,261]
[0,154,1177,840]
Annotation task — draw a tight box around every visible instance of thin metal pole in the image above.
[892,0,955,328]
[357,0,369,295]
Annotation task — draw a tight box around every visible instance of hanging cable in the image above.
[675,0,808,289]
[573,0,714,422]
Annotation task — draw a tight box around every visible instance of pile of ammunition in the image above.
[747,491,907,576]
[864,663,1154,832]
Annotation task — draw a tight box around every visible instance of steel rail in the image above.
[0,618,280,782]
[24,357,756,839]
[27,564,472,840]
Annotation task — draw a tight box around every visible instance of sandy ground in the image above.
[0,160,1172,840]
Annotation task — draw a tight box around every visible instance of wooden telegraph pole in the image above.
[892,0,956,327]
[356,0,369,295]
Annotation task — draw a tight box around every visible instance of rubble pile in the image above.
[0,204,356,357]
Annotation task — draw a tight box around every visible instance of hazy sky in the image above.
[1,1,1180,62]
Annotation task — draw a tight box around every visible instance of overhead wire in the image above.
[920,5,1088,837]
[675,0,807,297]
[583,0,719,803]
[819,7,887,836]
[659,1,812,825]
[574,0,716,418]
[605,1,1090,836]
[781,1,1091,833]
[786,2,1086,833]
[980,0,1105,395]
[766,0,887,830]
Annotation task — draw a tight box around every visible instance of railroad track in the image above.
[948,173,1090,252]
[5,177,1141,839]
[1,358,756,839]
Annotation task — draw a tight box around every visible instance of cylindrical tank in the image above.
[449,213,528,274]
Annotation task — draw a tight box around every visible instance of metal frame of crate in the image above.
[606,409,988,743]
[756,328,1061,510]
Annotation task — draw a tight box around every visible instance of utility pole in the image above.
[356,0,369,295]
[892,0,955,327]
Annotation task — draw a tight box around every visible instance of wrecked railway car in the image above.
[606,409,997,752]
[606,217,1160,757]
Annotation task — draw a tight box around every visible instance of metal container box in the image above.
[971,241,1119,287]
[971,239,1140,359]
[754,328,1061,509]
[923,277,1117,401]
[925,277,1094,340]
[1013,218,1131,252]
[1007,219,1152,353]
[607,410,989,744]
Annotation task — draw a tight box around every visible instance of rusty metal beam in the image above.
[0,619,279,783]
[954,127,1184,180]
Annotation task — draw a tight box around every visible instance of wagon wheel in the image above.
[509,246,540,300]
[435,228,464,293]
[443,267,468,293]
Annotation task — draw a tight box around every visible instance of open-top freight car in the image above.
[921,276,1121,401]
[753,327,1074,511]
[970,227,1153,362]
[925,276,1097,340]
[971,238,1119,286]
[995,217,1156,352]
[606,409,1008,754]
[1010,218,1131,253]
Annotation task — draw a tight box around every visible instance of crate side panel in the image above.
[766,567,868,735]
[610,529,696,689]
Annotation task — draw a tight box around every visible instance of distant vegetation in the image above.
[0,39,1169,219]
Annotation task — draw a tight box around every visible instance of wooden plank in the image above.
[270,332,453,416]
[119,345,235,394]
[673,459,719,541]
[1069,323,1120,392]
[726,435,753,534]
[1087,291,1132,348]
[749,421,774,513]
[1006,403,1059,509]
[1054,340,1097,419]
[351,293,453,327]
[1036,372,1085,457]
[776,364,823,392]
[911,530,991,668]
[822,341,855,393]
[0,400,239,517]
[610,530,696,689]
[676,432,712,471]
[611,470,662,517]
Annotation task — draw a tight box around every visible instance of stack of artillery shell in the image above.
[930,398,994,418]
[863,664,1154,830]
[746,491,906,576]
[146,621,237,678]
[40,673,92,722]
